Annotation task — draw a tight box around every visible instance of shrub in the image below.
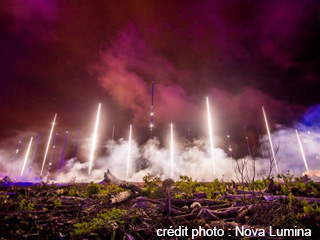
[100,183,125,196]
[303,203,320,217]
[174,175,201,198]
[142,175,163,198]
[17,198,34,211]
[86,182,101,197]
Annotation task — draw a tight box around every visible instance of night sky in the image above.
[1,0,320,157]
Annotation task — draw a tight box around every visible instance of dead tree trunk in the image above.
[103,169,142,193]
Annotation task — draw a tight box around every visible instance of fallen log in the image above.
[197,208,219,220]
[264,195,320,203]
[207,203,233,210]
[104,169,142,193]
[157,198,223,207]
[133,197,183,216]
[193,192,207,199]
[210,207,240,219]
[173,212,198,221]
[165,187,171,215]
[223,194,256,200]
[109,190,134,205]
[0,192,17,196]
[135,197,163,205]
[174,207,239,221]
[236,203,271,220]
[234,189,264,195]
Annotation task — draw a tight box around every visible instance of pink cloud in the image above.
[95,26,199,126]
[95,25,305,131]
[210,87,305,128]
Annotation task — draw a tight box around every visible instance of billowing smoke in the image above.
[52,137,235,182]
[266,124,320,176]
[52,123,320,182]
[1,113,319,182]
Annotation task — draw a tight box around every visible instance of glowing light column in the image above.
[89,103,101,175]
[244,127,252,159]
[295,129,309,174]
[28,134,40,177]
[257,126,265,158]
[262,107,279,174]
[21,137,33,176]
[127,124,132,178]
[206,97,215,175]
[46,132,58,180]
[227,133,233,158]
[170,123,174,177]
[40,113,57,177]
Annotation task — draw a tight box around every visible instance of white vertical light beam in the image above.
[206,97,215,175]
[89,103,101,175]
[40,113,57,177]
[126,124,132,178]
[21,137,33,176]
[262,107,279,174]
[170,123,174,177]
[295,129,309,174]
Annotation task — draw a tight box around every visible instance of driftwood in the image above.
[164,187,171,215]
[197,208,219,220]
[193,192,207,199]
[175,207,241,221]
[157,198,222,207]
[134,197,183,216]
[236,203,271,219]
[104,169,142,193]
[223,194,257,200]
[109,191,134,205]
[264,195,320,203]
[234,189,264,195]
[224,193,320,204]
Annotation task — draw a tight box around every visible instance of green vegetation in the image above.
[248,178,269,191]
[72,208,127,237]
[172,176,230,199]
[67,185,80,196]
[303,202,320,217]
[100,182,125,196]
[1,171,320,239]
[52,197,62,208]
[174,175,201,197]
[142,175,164,198]
[17,198,34,211]
[85,181,101,197]
[199,179,228,199]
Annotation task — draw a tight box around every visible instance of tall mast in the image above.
[58,130,68,171]
[244,126,252,159]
